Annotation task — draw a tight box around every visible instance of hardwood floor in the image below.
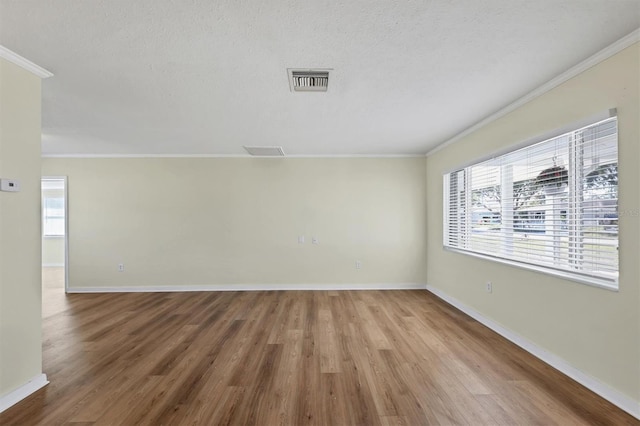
[1,268,637,425]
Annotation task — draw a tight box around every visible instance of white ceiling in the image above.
[1,1,638,156]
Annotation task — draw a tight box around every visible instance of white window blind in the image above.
[444,116,618,288]
[43,196,65,236]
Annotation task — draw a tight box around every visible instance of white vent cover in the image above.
[288,69,331,92]
[243,146,285,156]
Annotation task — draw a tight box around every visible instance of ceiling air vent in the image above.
[243,146,285,156]
[288,69,331,92]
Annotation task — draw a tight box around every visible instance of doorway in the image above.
[42,177,68,297]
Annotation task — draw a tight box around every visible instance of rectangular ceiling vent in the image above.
[288,69,331,92]
[243,146,285,156]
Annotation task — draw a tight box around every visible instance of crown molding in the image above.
[426,28,640,157]
[0,45,53,78]
[41,153,424,159]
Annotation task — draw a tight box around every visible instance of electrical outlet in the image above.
[486,281,492,293]
[298,235,305,244]
[118,263,125,272]
[312,237,319,245]
[355,260,362,269]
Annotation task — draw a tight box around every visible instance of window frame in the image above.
[442,111,619,291]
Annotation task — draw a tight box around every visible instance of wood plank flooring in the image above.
[1,268,637,425]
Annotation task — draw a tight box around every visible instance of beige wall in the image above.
[0,59,43,396]
[42,157,428,289]
[426,44,640,403]
[42,238,64,266]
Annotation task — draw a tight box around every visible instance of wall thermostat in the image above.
[0,179,21,192]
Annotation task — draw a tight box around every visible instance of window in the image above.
[43,196,65,236]
[444,116,618,289]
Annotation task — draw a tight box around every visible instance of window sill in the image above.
[443,246,619,292]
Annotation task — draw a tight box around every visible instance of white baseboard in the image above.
[68,282,426,293]
[0,374,49,413]
[426,285,640,420]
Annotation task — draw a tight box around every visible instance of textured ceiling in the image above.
[1,0,639,156]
